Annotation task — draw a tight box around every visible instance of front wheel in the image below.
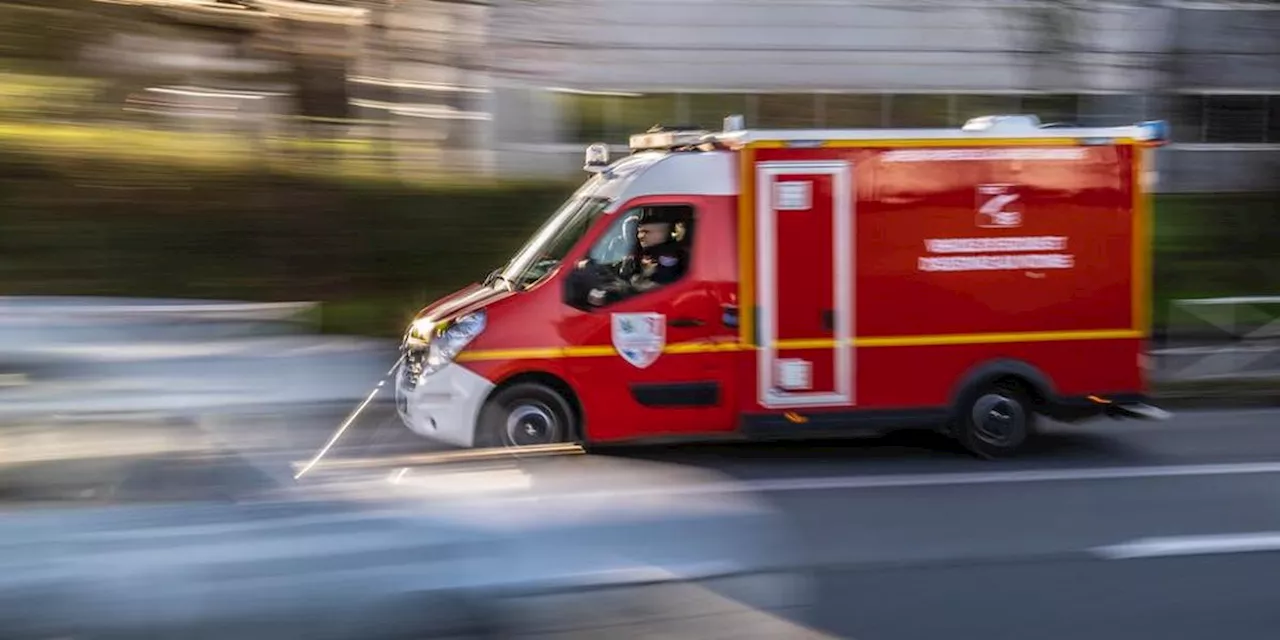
[954,381,1036,459]
[475,382,577,449]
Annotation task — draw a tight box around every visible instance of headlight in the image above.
[419,311,486,376]
[405,317,438,347]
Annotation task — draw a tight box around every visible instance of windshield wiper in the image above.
[484,268,515,290]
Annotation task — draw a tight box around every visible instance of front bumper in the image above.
[394,358,494,448]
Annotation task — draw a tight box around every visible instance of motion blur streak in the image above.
[293,353,404,479]
[0,0,1277,638]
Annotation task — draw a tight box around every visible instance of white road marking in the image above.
[462,461,1280,507]
[293,355,404,480]
[692,461,1280,496]
[1093,532,1280,560]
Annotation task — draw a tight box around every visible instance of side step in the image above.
[1105,402,1173,421]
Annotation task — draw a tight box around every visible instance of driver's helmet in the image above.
[636,208,677,244]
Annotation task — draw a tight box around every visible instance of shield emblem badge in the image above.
[611,312,666,369]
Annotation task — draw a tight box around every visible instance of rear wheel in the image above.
[475,382,577,449]
[954,380,1036,459]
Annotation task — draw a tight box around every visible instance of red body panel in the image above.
[849,339,1144,407]
[753,146,1136,338]
[431,142,1147,444]
[743,144,1142,415]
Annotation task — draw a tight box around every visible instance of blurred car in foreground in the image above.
[0,451,825,639]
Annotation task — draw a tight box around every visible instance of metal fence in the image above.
[1152,296,1280,383]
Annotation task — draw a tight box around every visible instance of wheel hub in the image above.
[506,404,556,446]
[972,393,1024,446]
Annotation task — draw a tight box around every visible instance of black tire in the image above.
[953,379,1036,459]
[475,382,577,449]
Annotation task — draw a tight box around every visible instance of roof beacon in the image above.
[962,114,1042,133]
[1136,120,1170,146]
[629,125,711,152]
[583,142,610,173]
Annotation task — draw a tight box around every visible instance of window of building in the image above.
[953,94,1022,125]
[1268,95,1280,144]
[1204,94,1269,144]
[1021,93,1080,125]
[820,94,883,128]
[1173,94,1274,144]
[613,94,682,139]
[686,94,752,130]
[1172,94,1205,143]
[559,92,611,144]
[559,88,1276,147]
[1077,94,1147,127]
[887,94,951,127]
[756,93,819,128]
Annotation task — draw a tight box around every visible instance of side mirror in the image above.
[562,262,593,310]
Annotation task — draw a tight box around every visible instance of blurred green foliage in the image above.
[0,146,575,336]
[1152,193,1280,325]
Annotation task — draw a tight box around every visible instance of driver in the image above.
[588,208,686,306]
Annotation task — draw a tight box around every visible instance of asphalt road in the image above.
[615,409,1280,640]
[5,407,1280,639]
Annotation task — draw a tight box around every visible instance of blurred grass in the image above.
[1151,193,1280,331]
[0,114,1276,337]
[0,118,399,182]
[0,72,102,115]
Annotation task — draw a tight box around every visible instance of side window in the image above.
[580,204,696,308]
[588,208,643,266]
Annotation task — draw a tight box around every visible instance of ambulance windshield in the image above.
[496,194,612,290]
[491,151,661,290]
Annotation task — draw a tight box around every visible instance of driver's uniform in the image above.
[589,240,686,306]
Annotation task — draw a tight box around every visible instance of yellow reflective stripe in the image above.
[455,329,1140,362]
[771,338,833,350]
[823,138,1094,148]
[746,138,1137,150]
[773,329,1140,350]
[665,341,743,354]
[455,347,570,361]
[853,329,1141,348]
[738,145,757,346]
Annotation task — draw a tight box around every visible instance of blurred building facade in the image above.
[487,0,1280,192]
[67,0,1279,190]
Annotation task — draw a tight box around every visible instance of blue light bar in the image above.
[1136,120,1169,145]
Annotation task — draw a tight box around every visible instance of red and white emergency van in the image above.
[395,113,1171,458]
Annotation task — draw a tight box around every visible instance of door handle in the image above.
[821,309,834,332]
[720,304,739,329]
[670,317,705,328]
